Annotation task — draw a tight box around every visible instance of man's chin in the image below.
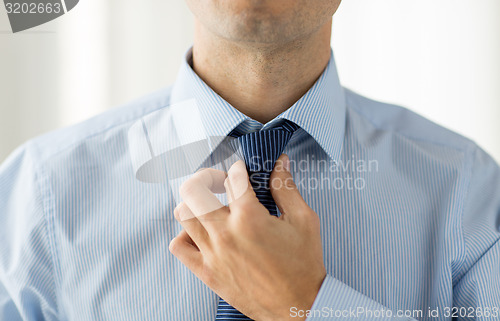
[220,16,294,45]
[223,0,290,14]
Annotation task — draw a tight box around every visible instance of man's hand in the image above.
[169,154,326,321]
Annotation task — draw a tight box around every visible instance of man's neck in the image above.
[191,19,333,124]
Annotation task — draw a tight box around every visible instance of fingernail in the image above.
[283,154,290,172]
[228,160,250,201]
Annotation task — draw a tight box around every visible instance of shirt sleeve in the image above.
[0,142,59,320]
[305,275,415,320]
[453,146,500,318]
[307,146,500,321]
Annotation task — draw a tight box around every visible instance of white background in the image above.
[1,0,499,163]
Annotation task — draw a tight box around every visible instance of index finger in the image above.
[179,168,227,219]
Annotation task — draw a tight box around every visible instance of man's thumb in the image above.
[270,154,310,219]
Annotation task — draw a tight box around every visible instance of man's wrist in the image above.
[281,273,327,321]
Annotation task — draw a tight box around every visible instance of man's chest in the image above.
[52,157,459,320]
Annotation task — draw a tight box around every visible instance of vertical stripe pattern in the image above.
[0,47,499,321]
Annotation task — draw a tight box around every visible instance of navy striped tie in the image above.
[214,120,299,321]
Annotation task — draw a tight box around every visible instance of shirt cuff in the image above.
[304,275,414,320]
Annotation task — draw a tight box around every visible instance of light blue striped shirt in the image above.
[1,47,499,321]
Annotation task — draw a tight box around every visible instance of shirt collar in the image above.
[170,46,346,161]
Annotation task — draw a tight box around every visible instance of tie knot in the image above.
[229,120,299,172]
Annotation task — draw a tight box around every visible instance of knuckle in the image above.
[229,167,246,183]
[215,228,233,245]
[231,212,259,239]
[304,211,321,230]
[179,181,196,199]
[237,195,258,211]
[192,169,208,181]
[179,169,210,197]
[232,206,252,224]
